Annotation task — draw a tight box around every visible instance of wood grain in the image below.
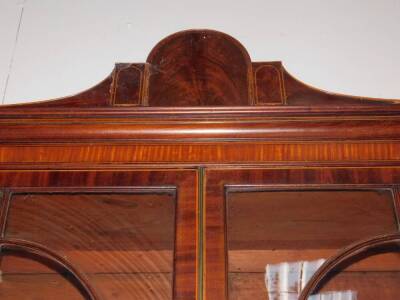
[229,250,400,272]
[1,29,398,108]
[1,250,173,274]
[3,142,400,165]
[0,29,400,300]
[0,273,173,300]
[146,30,252,106]
[228,271,400,300]
[3,118,400,142]
[0,170,198,300]
[112,63,144,106]
[205,168,400,300]
[6,193,176,251]
[227,190,396,250]
[0,273,87,300]
[254,62,284,105]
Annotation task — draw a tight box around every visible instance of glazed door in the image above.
[0,169,198,300]
[204,167,400,300]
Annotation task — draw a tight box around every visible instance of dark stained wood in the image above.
[0,29,400,300]
[0,171,198,300]
[112,63,145,106]
[7,73,114,108]
[253,62,285,105]
[4,117,400,143]
[299,233,400,300]
[204,168,400,299]
[283,67,397,106]
[1,29,398,108]
[145,29,252,106]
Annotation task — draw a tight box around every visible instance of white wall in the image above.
[1,0,399,105]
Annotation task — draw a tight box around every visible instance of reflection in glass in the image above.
[313,243,400,299]
[3,191,176,300]
[226,190,396,300]
[0,249,88,299]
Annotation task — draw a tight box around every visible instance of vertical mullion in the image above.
[0,188,10,270]
[0,189,10,238]
[393,187,400,231]
[198,167,205,300]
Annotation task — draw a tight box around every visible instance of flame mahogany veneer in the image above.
[1,29,400,300]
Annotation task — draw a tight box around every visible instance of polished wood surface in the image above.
[0,171,198,300]
[146,30,252,106]
[230,270,400,300]
[1,29,399,109]
[299,233,400,300]
[0,29,400,299]
[205,168,400,299]
[226,190,398,299]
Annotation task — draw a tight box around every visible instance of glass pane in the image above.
[3,191,176,300]
[226,190,397,300]
[0,250,89,300]
[315,244,400,299]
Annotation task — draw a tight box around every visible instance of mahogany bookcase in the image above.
[1,29,400,300]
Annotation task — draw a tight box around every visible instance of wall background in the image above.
[1,0,399,105]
